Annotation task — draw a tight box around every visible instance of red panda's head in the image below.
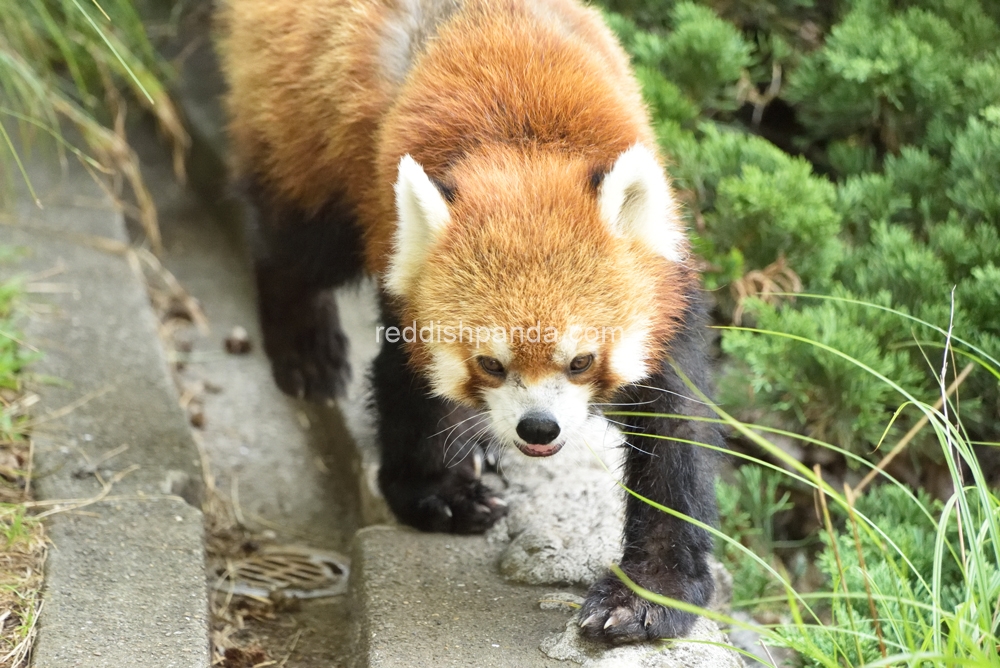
[384,144,693,457]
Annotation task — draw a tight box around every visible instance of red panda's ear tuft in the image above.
[598,144,686,263]
[387,155,452,297]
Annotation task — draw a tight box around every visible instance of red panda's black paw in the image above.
[271,349,349,402]
[578,573,698,644]
[414,480,508,535]
[260,289,350,402]
[268,327,350,403]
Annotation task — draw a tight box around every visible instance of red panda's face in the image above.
[385,145,691,457]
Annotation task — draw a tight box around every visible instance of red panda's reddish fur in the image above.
[221,0,647,240]
[220,0,695,394]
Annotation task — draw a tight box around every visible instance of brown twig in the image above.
[279,629,304,667]
[853,362,974,496]
[24,433,35,499]
[30,463,139,519]
[731,255,802,325]
[844,483,887,658]
[815,464,864,661]
[25,383,116,428]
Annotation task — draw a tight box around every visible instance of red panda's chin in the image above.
[515,441,564,457]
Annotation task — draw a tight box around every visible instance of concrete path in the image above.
[3,156,209,667]
[349,526,572,668]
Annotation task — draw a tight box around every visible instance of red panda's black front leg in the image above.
[371,302,508,534]
[243,182,364,401]
[580,306,721,643]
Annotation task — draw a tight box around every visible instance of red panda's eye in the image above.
[569,354,594,374]
[478,356,505,376]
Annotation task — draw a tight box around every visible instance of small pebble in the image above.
[224,326,252,354]
[189,407,206,429]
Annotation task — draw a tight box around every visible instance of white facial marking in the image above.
[427,345,469,401]
[553,329,581,367]
[609,326,651,384]
[599,143,685,262]
[386,155,451,297]
[491,340,513,367]
[483,374,592,448]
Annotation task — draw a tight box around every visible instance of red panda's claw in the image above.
[439,483,507,534]
[579,572,700,644]
[397,481,507,535]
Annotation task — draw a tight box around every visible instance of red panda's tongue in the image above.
[516,442,564,458]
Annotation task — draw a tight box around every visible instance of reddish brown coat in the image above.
[220,0,695,395]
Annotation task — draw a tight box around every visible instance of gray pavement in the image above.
[129,117,365,666]
[134,125,362,553]
[4,158,209,667]
[350,527,743,668]
[349,526,572,668]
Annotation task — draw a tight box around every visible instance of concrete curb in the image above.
[4,159,209,667]
[347,526,572,668]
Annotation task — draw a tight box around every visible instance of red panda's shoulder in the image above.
[219,0,393,212]
[221,0,661,276]
[366,1,657,273]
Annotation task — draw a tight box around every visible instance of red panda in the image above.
[220,0,720,643]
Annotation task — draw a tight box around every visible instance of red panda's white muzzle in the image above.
[483,376,591,459]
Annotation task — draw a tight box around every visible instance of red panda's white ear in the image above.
[387,155,452,297]
[598,144,685,262]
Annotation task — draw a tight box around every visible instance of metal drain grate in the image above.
[215,546,350,599]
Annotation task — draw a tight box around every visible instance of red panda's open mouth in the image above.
[515,441,564,457]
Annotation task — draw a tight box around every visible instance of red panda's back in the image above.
[220,0,391,213]
[221,0,653,270]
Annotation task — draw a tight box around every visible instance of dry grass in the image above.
[0,503,46,668]
[0,261,46,668]
[0,0,189,253]
[0,396,45,668]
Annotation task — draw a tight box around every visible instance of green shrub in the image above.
[783,0,1000,150]
[602,0,1000,662]
[716,465,793,608]
[602,0,1000,460]
[776,484,998,666]
[711,161,841,286]
[719,293,931,453]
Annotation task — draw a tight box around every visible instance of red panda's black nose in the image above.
[516,414,561,445]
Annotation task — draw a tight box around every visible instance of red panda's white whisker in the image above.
[631,384,712,406]
[441,416,489,465]
[597,416,631,430]
[427,410,485,441]
[590,398,662,408]
[443,422,492,469]
[438,417,484,457]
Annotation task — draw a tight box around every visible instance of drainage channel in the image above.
[130,117,371,667]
